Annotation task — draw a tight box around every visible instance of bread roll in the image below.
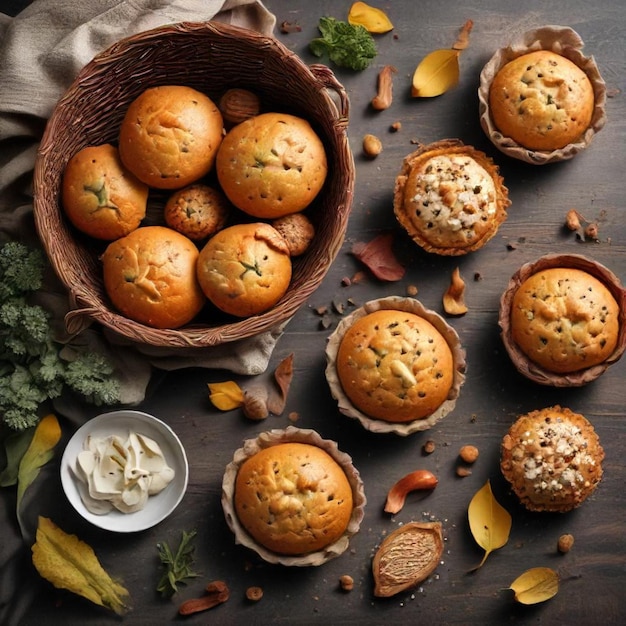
[118,85,223,189]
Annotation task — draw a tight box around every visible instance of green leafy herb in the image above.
[309,16,377,71]
[156,530,201,598]
[0,241,121,432]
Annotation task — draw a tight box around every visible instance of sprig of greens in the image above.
[156,530,201,598]
[309,16,377,71]
[0,241,121,431]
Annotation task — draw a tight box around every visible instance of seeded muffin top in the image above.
[501,406,604,512]
[394,139,510,255]
[510,267,619,374]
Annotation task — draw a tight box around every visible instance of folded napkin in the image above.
[0,0,279,412]
[0,2,275,624]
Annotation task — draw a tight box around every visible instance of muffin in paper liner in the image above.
[479,26,607,164]
[325,296,466,436]
[499,254,626,387]
[221,426,366,567]
[393,139,511,256]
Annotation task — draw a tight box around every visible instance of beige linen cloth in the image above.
[0,2,275,624]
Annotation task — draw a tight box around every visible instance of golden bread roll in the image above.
[216,112,327,219]
[101,225,205,329]
[61,143,148,240]
[196,222,292,317]
[234,442,353,555]
[118,85,223,189]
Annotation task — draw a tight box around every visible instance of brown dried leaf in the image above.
[452,19,473,50]
[443,267,468,315]
[351,234,405,281]
[373,522,443,597]
[267,353,294,415]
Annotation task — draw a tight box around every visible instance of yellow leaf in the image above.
[16,414,61,536]
[468,480,512,570]
[411,48,460,97]
[32,516,131,615]
[510,567,559,605]
[348,1,394,34]
[208,381,244,411]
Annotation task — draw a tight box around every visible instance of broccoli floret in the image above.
[0,241,122,432]
[309,17,377,71]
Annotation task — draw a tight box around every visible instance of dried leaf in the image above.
[208,381,244,411]
[348,1,394,34]
[17,414,61,536]
[468,480,512,570]
[267,353,294,415]
[443,267,468,315]
[411,48,460,97]
[509,567,559,605]
[452,19,473,50]
[0,427,35,487]
[32,516,131,615]
[351,234,405,281]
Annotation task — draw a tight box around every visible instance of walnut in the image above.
[218,88,261,125]
[272,213,315,256]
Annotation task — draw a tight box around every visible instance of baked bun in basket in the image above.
[101,225,205,329]
[118,85,224,190]
[62,143,148,240]
[216,112,328,219]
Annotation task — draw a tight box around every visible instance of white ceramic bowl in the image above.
[61,410,188,532]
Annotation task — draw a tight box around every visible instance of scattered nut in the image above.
[339,575,354,592]
[272,212,315,256]
[406,284,418,297]
[384,469,438,514]
[459,445,479,464]
[565,209,583,232]
[584,222,599,240]
[443,267,468,315]
[422,440,436,455]
[245,586,264,602]
[242,387,269,420]
[390,121,402,132]
[218,88,260,126]
[362,134,383,158]
[557,534,574,554]
[456,466,472,477]
[371,65,397,111]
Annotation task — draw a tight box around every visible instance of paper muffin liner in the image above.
[393,139,511,256]
[499,253,626,386]
[221,426,366,567]
[478,26,607,164]
[325,296,467,436]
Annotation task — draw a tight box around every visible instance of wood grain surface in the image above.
[4,1,625,624]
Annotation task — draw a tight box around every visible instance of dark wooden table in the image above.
[3,1,626,624]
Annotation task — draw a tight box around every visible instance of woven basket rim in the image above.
[33,20,355,349]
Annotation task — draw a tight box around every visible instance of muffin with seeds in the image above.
[326,296,466,436]
[394,139,510,256]
[499,254,626,386]
[501,406,604,512]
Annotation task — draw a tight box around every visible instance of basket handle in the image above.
[65,307,97,335]
[309,64,350,125]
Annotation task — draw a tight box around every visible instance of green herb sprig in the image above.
[309,16,377,71]
[156,530,201,598]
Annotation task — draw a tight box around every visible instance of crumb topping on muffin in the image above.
[407,154,497,247]
[501,406,604,512]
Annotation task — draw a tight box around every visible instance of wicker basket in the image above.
[33,21,354,348]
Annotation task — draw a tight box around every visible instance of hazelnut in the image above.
[339,575,354,592]
[362,134,383,158]
[459,445,479,464]
[219,88,261,125]
[557,533,574,554]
